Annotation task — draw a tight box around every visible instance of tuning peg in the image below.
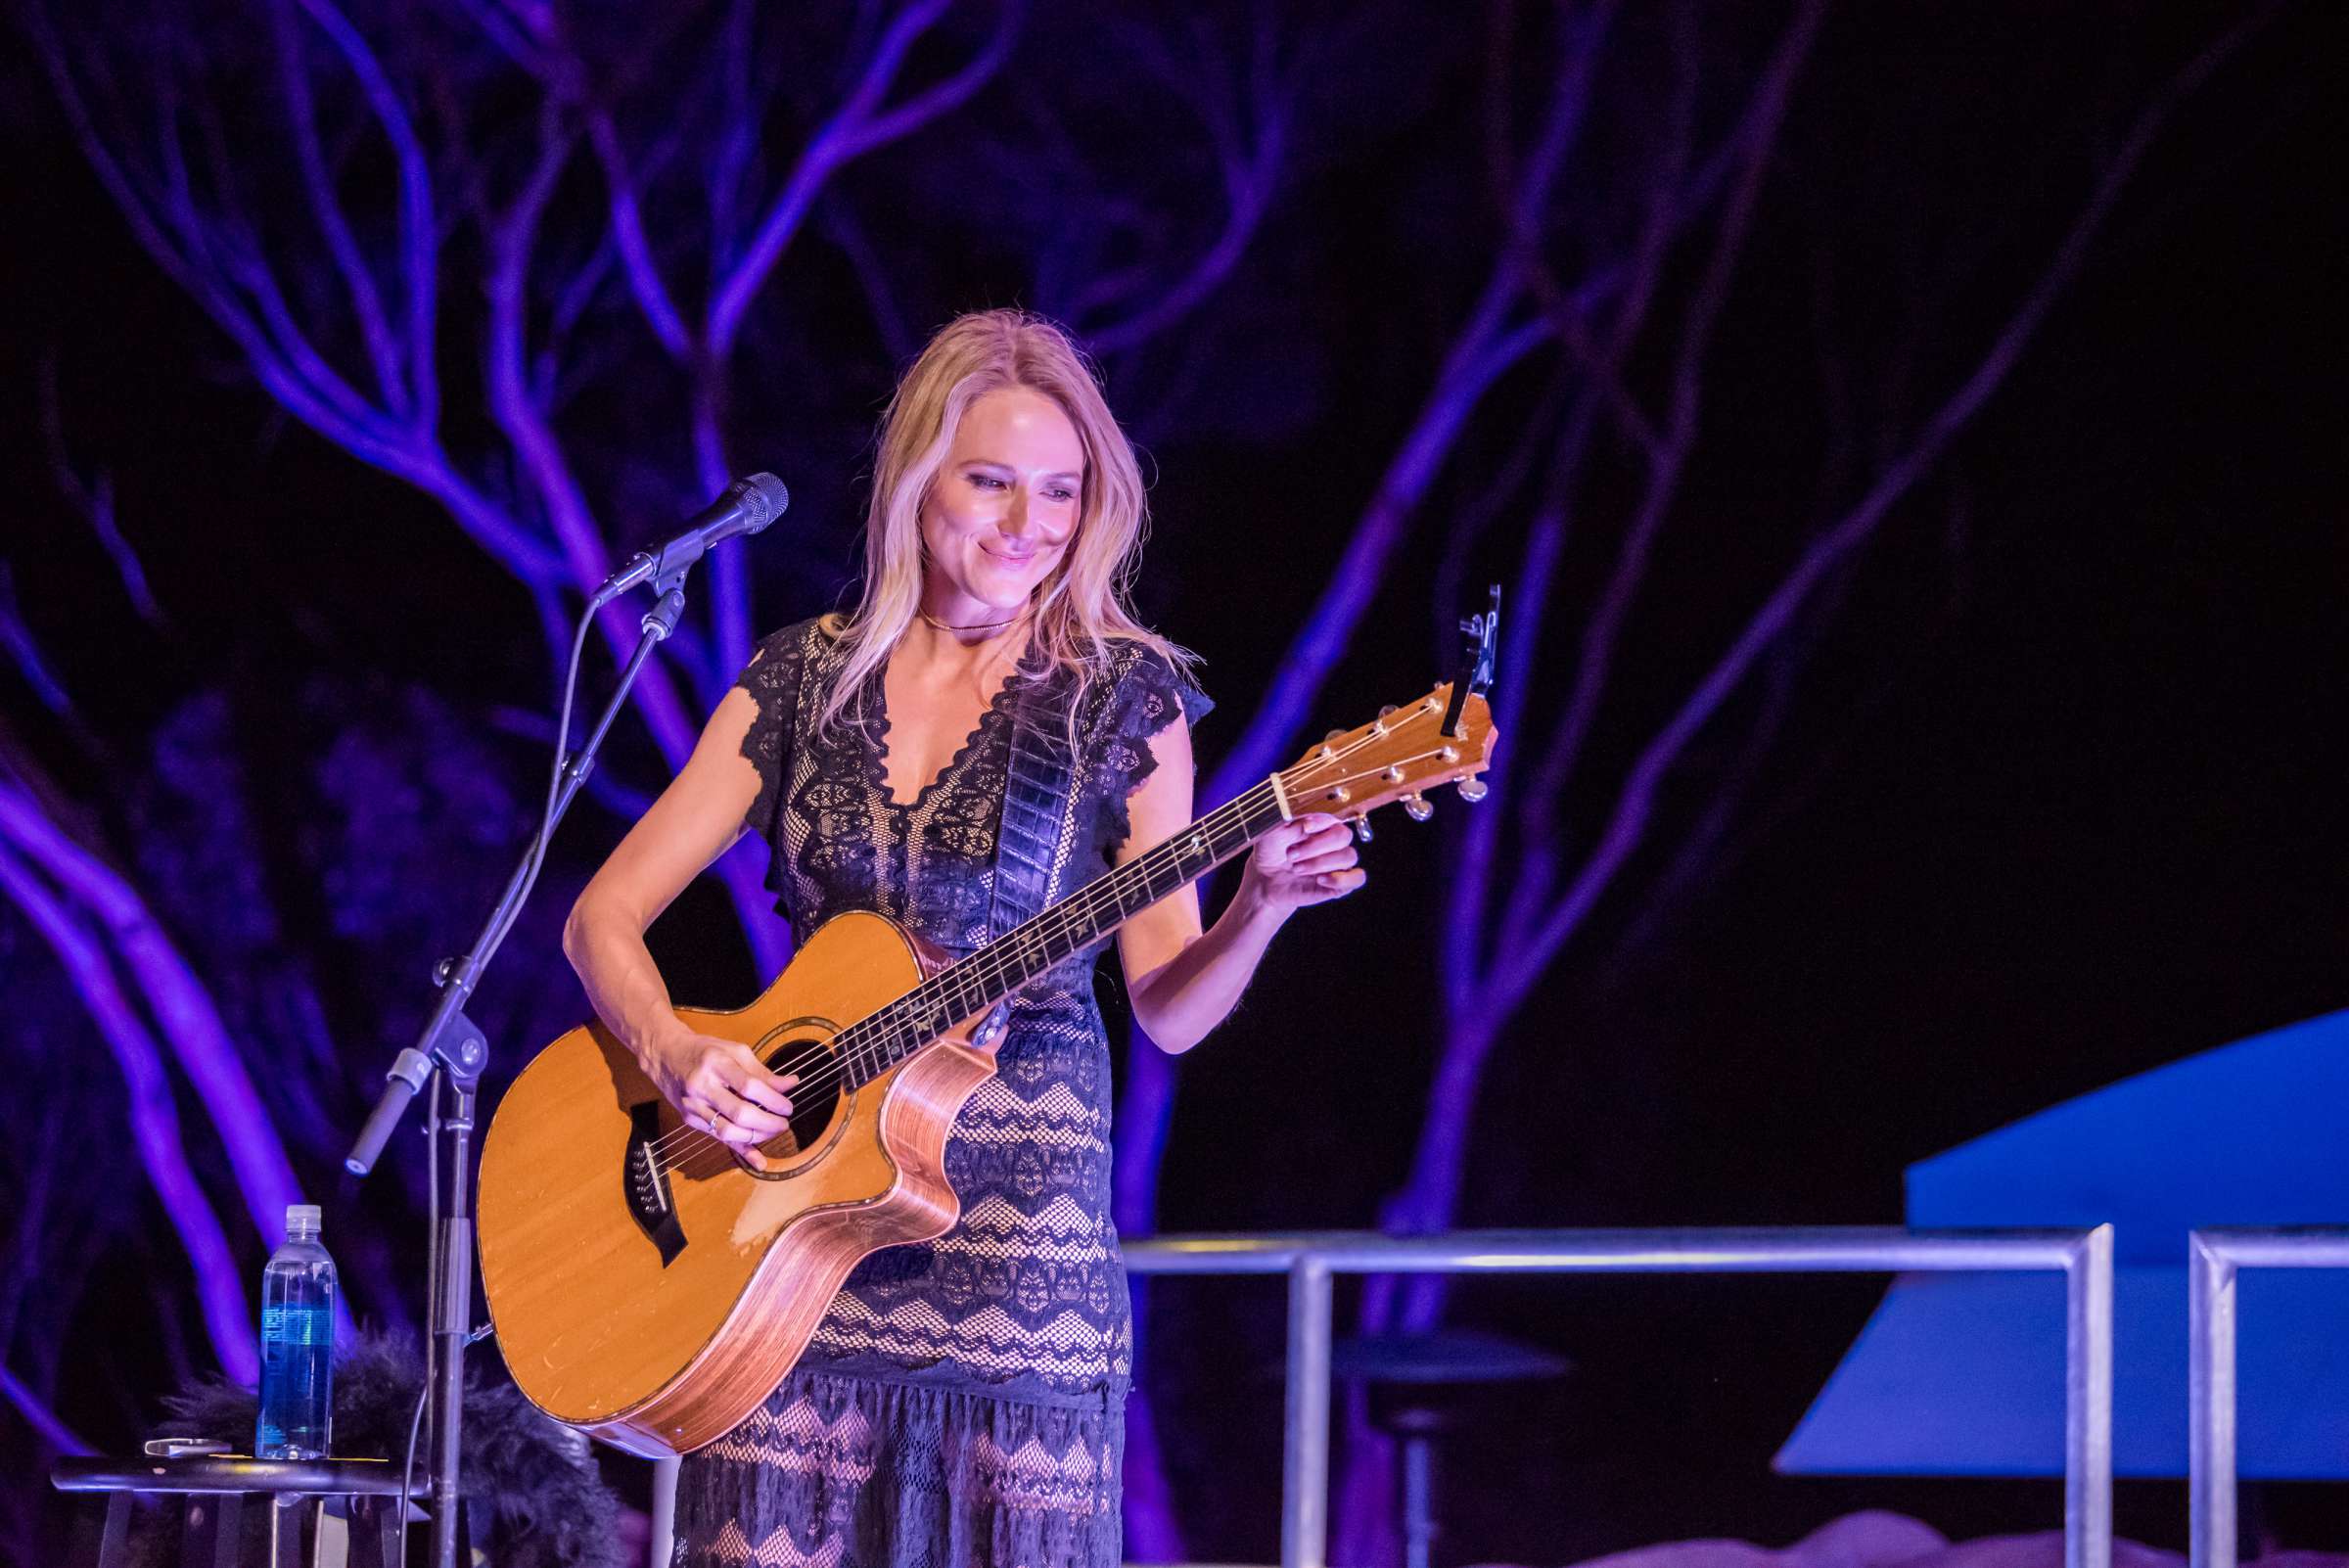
[1403,794,1433,822]
[1456,778,1489,804]
[1378,704,1397,717]
[1352,817,1373,845]
[1324,728,1347,743]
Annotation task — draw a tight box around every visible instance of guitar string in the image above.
[637,790,1271,1177]
[638,715,1469,1174]
[632,718,1430,1170]
[639,725,1470,1175]
[638,777,1282,1174]
[637,786,1272,1176]
[637,727,1463,1176]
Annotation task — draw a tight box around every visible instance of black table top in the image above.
[52,1455,427,1497]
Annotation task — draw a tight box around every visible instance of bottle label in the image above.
[261,1305,331,1345]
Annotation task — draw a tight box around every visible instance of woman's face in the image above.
[918,386,1084,618]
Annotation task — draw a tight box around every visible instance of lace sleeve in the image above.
[735,623,808,839]
[1091,644,1213,858]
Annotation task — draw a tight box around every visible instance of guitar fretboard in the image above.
[826,777,1292,1085]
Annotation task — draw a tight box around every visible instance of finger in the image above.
[723,1046,799,1122]
[1313,868,1367,896]
[1300,819,1353,846]
[1290,846,1359,875]
[713,1119,773,1175]
[691,1106,751,1158]
[713,1084,790,1140]
[714,1098,789,1130]
[711,1125,782,1165]
[1262,817,1344,869]
[730,1067,797,1120]
[1283,813,1340,844]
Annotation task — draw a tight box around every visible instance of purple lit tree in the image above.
[1293,7,2273,1560]
[10,0,1309,1552]
[24,0,1045,981]
[1,0,2284,1562]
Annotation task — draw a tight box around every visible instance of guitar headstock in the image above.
[1280,685,1498,827]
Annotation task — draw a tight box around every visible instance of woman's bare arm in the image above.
[1114,714,1363,1054]
[562,685,797,1169]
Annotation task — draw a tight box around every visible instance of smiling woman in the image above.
[915,388,1084,625]
[557,309,1365,1568]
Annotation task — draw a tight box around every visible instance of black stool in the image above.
[1334,1329,1571,1568]
[51,1454,426,1568]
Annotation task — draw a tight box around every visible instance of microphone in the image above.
[592,472,789,603]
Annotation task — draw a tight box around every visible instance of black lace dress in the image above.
[672,618,1209,1568]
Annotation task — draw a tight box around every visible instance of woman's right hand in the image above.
[641,1031,799,1173]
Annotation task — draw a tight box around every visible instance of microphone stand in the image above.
[345,574,691,1568]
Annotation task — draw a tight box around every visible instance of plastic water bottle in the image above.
[254,1204,336,1459]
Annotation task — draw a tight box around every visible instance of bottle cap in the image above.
[286,1204,322,1235]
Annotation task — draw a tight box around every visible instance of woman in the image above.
[564,309,1362,1567]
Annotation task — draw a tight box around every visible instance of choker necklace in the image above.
[920,609,1024,634]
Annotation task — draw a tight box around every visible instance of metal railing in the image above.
[2188,1226,2349,1568]
[1125,1225,2115,1568]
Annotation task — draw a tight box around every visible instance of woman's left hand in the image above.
[1238,812,1366,917]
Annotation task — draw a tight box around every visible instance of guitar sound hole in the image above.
[758,1035,845,1164]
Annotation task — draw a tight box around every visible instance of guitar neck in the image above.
[834,777,1293,1085]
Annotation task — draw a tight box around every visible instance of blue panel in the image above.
[1908,1009,2349,1264]
[1779,1268,2349,1477]
[1782,1009,2349,1476]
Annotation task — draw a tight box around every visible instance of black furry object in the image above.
[146,1331,627,1568]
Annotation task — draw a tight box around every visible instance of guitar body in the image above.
[476,909,999,1457]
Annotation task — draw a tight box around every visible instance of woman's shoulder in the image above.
[749,615,835,664]
[739,615,852,689]
[1090,632,1213,728]
[1092,630,1190,681]
[734,618,843,726]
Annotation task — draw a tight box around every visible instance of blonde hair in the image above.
[817,308,1191,744]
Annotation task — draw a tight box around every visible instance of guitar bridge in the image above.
[623,1101,687,1267]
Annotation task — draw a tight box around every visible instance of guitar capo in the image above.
[1442,582,1501,738]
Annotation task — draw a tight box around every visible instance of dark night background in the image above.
[0,1,2342,1564]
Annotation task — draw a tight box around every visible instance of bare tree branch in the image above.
[0,569,72,719]
[1082,9,1290,354]
[1511,0,1824,941]
[0,1364,91,1457]
[38,359,163,626]
[287,0,441,428]
[1501,3,2262,1016]
[0,773,305,1260]
[705,0,1017,356]
[587,111,693,361]
[0,835,256,1383]
[270,0,405,409]
[817,192,918,366]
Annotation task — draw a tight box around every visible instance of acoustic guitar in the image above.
[476,682,1497,1455]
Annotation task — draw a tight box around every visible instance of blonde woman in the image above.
[564,309,1363,1566]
